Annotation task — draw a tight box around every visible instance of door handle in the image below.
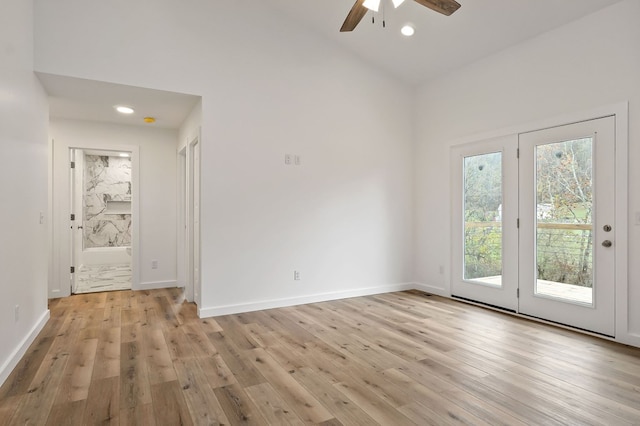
[602,240,612,248]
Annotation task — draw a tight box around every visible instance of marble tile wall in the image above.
[83,154,132,248]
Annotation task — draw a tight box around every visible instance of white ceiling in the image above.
[37,73,200,129]
[37,0,621,127]
[265,0,622,85]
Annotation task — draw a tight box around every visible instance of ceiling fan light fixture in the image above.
[392,0,406,8]
[401,24,415,36]
[363,0,380,12]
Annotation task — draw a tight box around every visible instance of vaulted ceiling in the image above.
[37,0,622,128]
[265,0,622,85]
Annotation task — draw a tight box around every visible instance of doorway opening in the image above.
[70,148,133,294]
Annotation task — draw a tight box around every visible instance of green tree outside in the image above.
[463,138,593,287]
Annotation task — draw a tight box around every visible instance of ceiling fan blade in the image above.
[413,0,461,16]
[340,0,369,32]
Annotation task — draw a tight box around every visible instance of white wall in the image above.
[414,1,640,342]
[0,0,50,385]
[49,119,179,294]
[35,0,414,314]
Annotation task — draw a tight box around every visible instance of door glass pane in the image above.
[535,138,593,305]
[464,152,502,286]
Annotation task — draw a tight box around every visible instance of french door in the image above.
[451,136,519,311]
[519,117,615,335]
[451,116,616,336]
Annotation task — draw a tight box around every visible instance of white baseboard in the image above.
[134,280,177,291]
[198,282,415,317]
[0,309,50,387]
[412,282,449,297]
[616,331,640,348]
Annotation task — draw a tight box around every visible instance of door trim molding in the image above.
[612,104,631,346]
[186,130,201,306]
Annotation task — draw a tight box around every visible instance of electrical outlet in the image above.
[294,270,301,281]
[14,305,19,322]
[151,260,158,269]
[294,155,301,166]
[39,212,45,225]
[285,154,292,165]
[438,265,444,274]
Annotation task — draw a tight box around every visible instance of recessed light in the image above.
[401,25,415,37]
[115,106,135,114]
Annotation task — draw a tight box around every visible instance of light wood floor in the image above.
[2,289,640,425]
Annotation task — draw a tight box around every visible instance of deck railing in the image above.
[464,221,593,287]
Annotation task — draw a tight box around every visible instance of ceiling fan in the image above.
[340,0,461,32]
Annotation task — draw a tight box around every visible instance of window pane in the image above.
[535,138,593,305]
[463,152,502,286]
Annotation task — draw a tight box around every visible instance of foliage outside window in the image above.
[462,139,593,288]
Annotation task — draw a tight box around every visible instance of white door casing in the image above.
[186,134,201,306]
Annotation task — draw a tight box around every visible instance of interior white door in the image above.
[518,116,615,336]
[451,135,519,311]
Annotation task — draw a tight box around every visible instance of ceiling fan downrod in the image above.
[369,1,387,28]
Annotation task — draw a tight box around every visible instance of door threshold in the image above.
[451,295,516,313]
[451,295,615,341]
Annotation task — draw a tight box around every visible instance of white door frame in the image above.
[177,146,188,299]
[181,131,201,306]
[50,140,140,298]
[448,102,630,345]
[191,136,201,306]
[70,148,84,293]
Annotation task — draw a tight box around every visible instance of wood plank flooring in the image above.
[2,288,640,425]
